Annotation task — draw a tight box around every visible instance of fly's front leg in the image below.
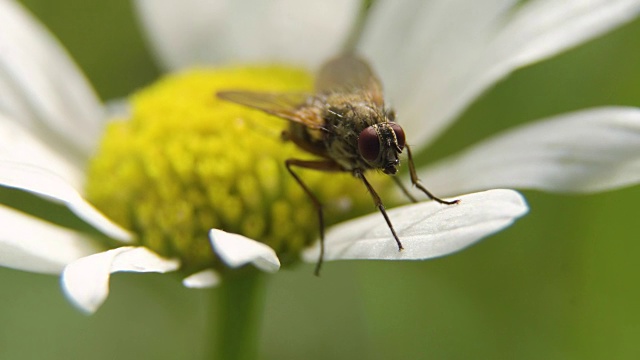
[392,176,418,203]
[355,169,404,251]
[405,144,459,205]
[285,159,342,276]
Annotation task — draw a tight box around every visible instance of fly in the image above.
[217,55,459,275]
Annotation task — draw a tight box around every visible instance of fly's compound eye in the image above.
[389,123,405,151]
[358,126,380,162]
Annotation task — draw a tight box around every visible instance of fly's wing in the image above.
[315,54,384,106]
[217,91,324,129]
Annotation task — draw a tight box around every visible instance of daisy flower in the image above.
[1,0,639,327]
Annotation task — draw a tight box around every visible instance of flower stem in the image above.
[212,269,266,360]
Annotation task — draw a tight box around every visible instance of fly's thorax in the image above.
[315,94,386,171]
[318,94,404,174]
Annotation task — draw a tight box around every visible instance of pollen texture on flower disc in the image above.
[85,66,393,272]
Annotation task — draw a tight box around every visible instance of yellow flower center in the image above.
[85,66,393,273]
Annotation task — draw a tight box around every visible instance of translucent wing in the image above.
[217,91,324,129]
[316,54,384,106]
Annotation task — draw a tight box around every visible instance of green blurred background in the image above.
[1,1,639,359]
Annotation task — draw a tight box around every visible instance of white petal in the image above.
[361,0,640,149]
[0,0,105,165]
[135,0,359,70]
[493,0,640,68]
[420,107,640,196]
[209,229,280,273]
[0,204,101,274]
[303,189,528,261]
[0,113,83,188]
[182,269,221,288]
[62,246,180,313]
[0,161,133,242]
[361,0,515,147]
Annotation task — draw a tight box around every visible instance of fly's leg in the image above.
[355,169,404,251]
[405,144,459,205]
[285,159,343,276]
[392,176,418,203]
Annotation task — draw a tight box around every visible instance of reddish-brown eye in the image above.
[389,123,405,150]
[358,126,380,162]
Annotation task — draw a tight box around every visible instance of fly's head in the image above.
[357,121,406,175]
